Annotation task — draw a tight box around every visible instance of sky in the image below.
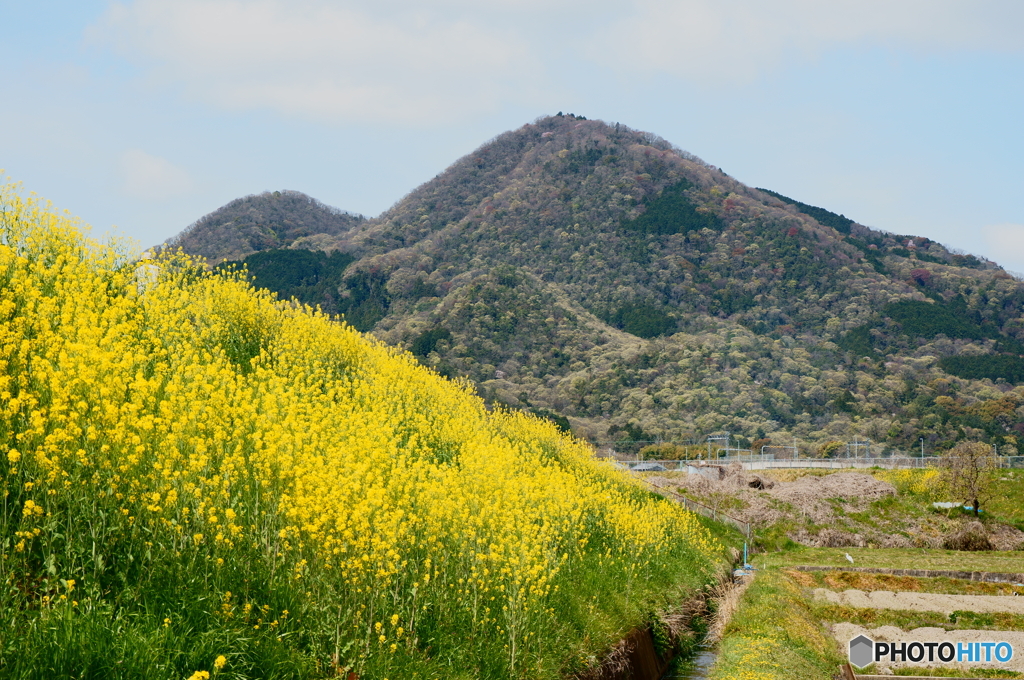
[2,0,1023,271]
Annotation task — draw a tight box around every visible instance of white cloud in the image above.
[587,0,1024,84]
[120,148,195,200]
[982,223,1024,275]
[90,0,549,125]
[89,0,1024,123]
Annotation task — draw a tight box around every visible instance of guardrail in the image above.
[742,457,932,470]
[622,455,1024,471]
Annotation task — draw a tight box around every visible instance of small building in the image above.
[631,462,667,472]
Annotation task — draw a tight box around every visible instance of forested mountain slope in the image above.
[167,189,365,263]
[173,114,1024,456]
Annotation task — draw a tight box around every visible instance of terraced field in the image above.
[768,552,1024,677]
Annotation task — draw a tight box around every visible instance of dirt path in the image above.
[815,588,1024,615]
[833,623,1024,672]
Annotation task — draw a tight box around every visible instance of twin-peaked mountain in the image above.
[167,114,1024,455]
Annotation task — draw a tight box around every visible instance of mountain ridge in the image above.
[166,189,365,263]
[169,114,1024,456]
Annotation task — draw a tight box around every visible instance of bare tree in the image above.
[940,442,998,517]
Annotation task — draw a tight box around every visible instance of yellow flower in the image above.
[0,178,722,679]
[213,655,226,670]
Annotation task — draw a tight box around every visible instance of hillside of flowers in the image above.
[0,182,723,679]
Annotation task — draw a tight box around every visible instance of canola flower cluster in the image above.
[875,468,942,498]
[0,182,720,678]
[712,636,782,680]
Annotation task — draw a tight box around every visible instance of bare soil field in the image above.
[832,622,1024,673]
[814,589,1024,615]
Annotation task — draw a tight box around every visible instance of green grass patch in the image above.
[708,571,842,680]
[986,470,1024,526]
[788,569,1024,596]
[762,547,1024,573]
[809,603,1024,632]
[0,186,733,680]
[891,668,1022,678]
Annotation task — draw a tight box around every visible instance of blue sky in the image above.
[2,0,1023,271]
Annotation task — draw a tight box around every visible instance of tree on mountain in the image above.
[909,268,932,286]
[817,441,844,458]
[168,115,1024,453]
[940,441,997,517]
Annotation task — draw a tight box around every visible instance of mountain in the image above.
[165,189,365,263]
[171,114,1024,457]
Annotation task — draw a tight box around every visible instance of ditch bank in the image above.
[792,565,1024,585]
[576,569,751,680]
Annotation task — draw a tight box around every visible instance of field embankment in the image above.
[648,465,1024,553]
[0,182,725,679]
[707,561,1024,679]
[765,548,1024,574]
[647,464,1024,680]
[798,562,1024,676]
[707,570,843,680]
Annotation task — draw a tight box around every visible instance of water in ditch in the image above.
[660,645,717,679]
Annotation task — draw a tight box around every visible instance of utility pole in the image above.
[707,433,729,461]
[849,439,870,460]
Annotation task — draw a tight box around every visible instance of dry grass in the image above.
[705,579,750,644]
[823,571,923,591]
[785,569,818,587]
[811,602,1024,633]
[786,569,1024,595]
[762,469,837,482]
[763,547,1024,573]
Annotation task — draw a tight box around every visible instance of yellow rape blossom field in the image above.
[0,182,726,679]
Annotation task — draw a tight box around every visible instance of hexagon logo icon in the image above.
[849,634,874,668]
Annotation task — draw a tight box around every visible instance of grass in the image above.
[750,467,1024,552]
[703,466,1024,680]
[708,570,842,680]
[666,465,1023,556]
[985,469,1024,527]
[808,603,1024,633]
[785,569,1024,596]
[890,669,1022,678]
[0,183,729,680]
[760,547,1024,573]
[763,469,837,482]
